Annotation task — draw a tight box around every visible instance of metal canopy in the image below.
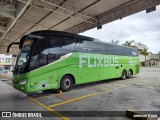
[0,0,160,54]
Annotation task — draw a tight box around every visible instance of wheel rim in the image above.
[128,71,132,77]
[62,78,71,89]
[122,71,126,79]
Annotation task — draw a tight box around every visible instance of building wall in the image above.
[134,43,147,50]
[139,54,150,62]
[140,53,160,66]
[146,60,159,66]
[0,54,12,74]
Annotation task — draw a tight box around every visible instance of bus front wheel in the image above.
[121,70,127,80]
[60,75,73,92]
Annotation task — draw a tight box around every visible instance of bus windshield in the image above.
[15,39,33,73]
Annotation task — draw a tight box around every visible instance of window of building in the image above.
[6,58,11,63]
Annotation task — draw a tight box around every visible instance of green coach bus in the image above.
[7,30,140,92]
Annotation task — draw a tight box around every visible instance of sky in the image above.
[80,5,160,54]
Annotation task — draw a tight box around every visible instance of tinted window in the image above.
[77,40,99,53]
[114,46,125,55]
[126,48,132,56]
[30,39,48,70]
[99,43,115,54]
[48,36,75,63]
[131,48,138,56]
[99,43,138,56]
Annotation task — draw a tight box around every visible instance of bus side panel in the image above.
[29,68,59,92]
[132,56,140,75]
[55,52,78,87]
[116,56,128,77]
[99,54,117,80]
[28,53,78,92]
[57,64,78,86]
[77,53,100,84]
[115,56,140,77]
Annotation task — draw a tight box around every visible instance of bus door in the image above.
[29,39,52,91]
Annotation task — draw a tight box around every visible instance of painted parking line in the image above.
[98,83,129,91]
[110,83,130,89]
[29,84,128,120]
[48,85,129,108]
[28,96,70,120]
[35,93,59,99]
[35,90,63,100]
[35,85,105,100]
[1,81,69,120]
[113,83,130,87]
[35,88,89,100]
[102,82,130,88]
[99,86,110,91]
[35,82,129,100]
[48,90,109,108]
[28,82,130,119]
[100,84,129,91]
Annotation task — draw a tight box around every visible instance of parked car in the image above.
[1,69,9,74]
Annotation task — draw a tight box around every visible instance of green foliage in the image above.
[111,40,119,44]
[141,48,149,66]
[123,40,135,47]
[141,48,149,56]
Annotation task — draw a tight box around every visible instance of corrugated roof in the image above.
[0,0,159,54]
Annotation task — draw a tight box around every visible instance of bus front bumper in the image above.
[13,81,31,93]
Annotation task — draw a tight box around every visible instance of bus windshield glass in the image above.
[15,39,33,73]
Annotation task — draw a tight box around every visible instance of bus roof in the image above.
[29,30,96,41]
[98,40,137,50]
[24,30,137,50]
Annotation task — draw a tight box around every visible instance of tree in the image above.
[111,40,119,44]
[123,40,135,47]
[141,48,149,66]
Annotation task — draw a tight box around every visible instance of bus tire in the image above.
[60,75,73,92]
[121,70,127,80]
[127,69,133,79]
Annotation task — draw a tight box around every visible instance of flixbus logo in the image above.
[79,55,118,68]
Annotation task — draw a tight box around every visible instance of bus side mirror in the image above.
[7,42,20,53]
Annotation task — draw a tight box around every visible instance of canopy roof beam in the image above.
[66,0,160,33]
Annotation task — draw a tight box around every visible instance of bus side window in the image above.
[114,46,129,56]
[30,39,48,70]
[99,43,115,55]
[48,36,75,63]
[78,40,99,53]
[132,49,138,56]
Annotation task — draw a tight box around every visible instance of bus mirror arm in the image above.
[7,42,20,53]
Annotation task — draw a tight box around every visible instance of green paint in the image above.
[13,52,140,93]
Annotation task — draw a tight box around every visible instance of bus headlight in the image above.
[20,79,27,85]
